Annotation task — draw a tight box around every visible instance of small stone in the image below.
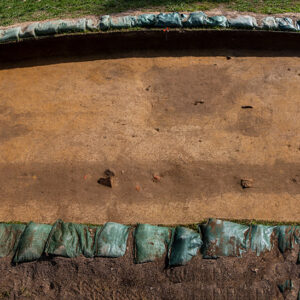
[241,178,253,189]
[104,169,115,177]
[98,177,113,188]
[153,174,161,182]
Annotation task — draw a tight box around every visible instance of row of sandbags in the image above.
[0,218,299,265]
[1,13,300,44]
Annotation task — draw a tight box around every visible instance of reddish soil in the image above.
[0,51,299,224]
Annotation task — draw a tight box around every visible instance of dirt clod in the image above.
[241,178,253,189]
[153,174,161,182]
[104,169,115,177]
[97,177,113,188]
[194,100,205,105]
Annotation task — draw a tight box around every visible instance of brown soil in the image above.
[0,31,299,225]
[0,232,299,299]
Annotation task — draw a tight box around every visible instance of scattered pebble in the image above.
[241,178,253,189]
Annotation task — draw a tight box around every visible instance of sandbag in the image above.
[35,21,60,36]
[95,222,129,258]
[169,226,202,266]
[45,220,97,258]
[276,17,297,31]
[201,219,250,258]
[110,16,138,29]
[0,223,26,257]
[57,19,86,33]
[228,15,258,29]
[86,19,99,31]
[134,224,173,263]
[137,14,157,27]
[155,13,182,28]
[262,17,279,30]
[13,222,52,263]
[183,12,207,28]
[0,27,21,43]
[19,23,37,38]
[276,225,297,253]
[249,225,276,255]
[100,15,111,30]
[205,15,228,28]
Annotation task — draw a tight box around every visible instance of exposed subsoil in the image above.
[0,32,299,224]
[0,232,299,300]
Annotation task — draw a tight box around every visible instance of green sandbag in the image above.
[278,279,294,293]
[276,17,297,31]
[205,16,228,28]
[169,227,202,266]
[183,12,207,28]
[19,23,37,39]
[45,220,97,258]
[134,224,172,263]
[110,16,138,29]
[100,15,111,30]
[155,13,182,28]
[249,225,276,256]
[0,27,21,43]
[201,219,250,258]
[86,19,99,31]
[95,222,129,258]
[35,21,60,36]
[228,15,258,29]
[13,222,52,263]
[262,17,279,30]
[57,19,86,33]
[137,14,157,27]
[0,224,26,257]
[276,225,296,253]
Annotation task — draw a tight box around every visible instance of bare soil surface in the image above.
[0,233,299,300]
[0,50,299,224]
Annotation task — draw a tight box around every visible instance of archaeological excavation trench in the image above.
[0,29,299,299]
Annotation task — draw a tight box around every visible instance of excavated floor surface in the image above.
[0,52,299,224]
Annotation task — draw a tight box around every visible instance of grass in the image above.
[1,0,300,27]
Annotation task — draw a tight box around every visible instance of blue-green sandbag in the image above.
[276,225,297,253]
[0,223,26,257]
[0,27,21,43]
[155,13,183,28]
[45,220,98,258]
[13,222,52,263]
[134,224,173,263]
[228,15,258,29]
[57,19,86,33]
[137,14,157,27]
[86,19,99,31]
[205,16,228,28]
[110,16,138,29]
[169,226,202,266]
[262,17,279,30]
[183,12,207,28]
[201,219,250,258]
[276,17,297,31]
[100,15,111,31]
[249,225,276,255]
[95,222,130,258]
[19,23,37,39]
[35,21,61,36]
